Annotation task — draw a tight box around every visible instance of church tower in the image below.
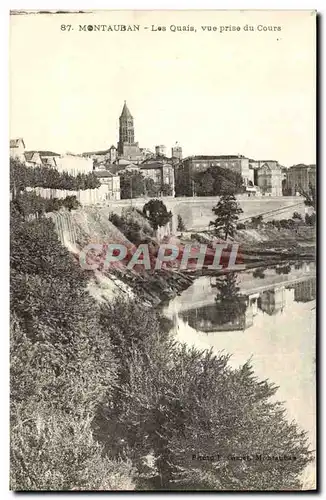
[118,101,134,155]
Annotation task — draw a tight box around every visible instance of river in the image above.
[163,261,316,487]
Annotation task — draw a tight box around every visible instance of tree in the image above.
[195,171,214,196]
[194,167,244,197]
[177,214,186,232]
[251,215,263,228]
[10,158,100,195]
[161,184,173,197]
[119,171,145,199]
[299,184,316,211]
[210,193,243,240]
[213,273,247,326]
[143,199,172,230]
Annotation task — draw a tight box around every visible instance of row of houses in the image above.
[10,138,316,202]
[10,138,121,201]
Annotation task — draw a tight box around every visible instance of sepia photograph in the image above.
[9,9,316,491]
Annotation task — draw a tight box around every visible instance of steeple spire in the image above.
[120,101,133,119]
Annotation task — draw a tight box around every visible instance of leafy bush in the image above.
[250,215,263,228]
[292,212,303,220]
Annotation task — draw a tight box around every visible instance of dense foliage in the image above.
[176,166,244,197]
[109,207,153,244]
[10,159,100,196]
[10,210,133,490]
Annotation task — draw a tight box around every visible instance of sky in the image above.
[10,10,316,166]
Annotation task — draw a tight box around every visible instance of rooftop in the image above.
[37,150,61,157]
[185,155,246,161]
[82,149,110,156]
[289,163,316,170]
[94,170,115,178]
[10,138,25,148]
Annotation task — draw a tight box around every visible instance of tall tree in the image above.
[210,193,243,240]
[299,184,316,211]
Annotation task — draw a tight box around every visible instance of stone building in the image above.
[256,160,283,197]
[94,170,121,201]
[285,164,316,196]
[175,155,254,196]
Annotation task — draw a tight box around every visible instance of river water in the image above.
[163,261,316,486]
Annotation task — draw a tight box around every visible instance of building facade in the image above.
[94,170,121,201]
[256,160,283,197]
[57,155,93,175]
[140,157,175,196]
[285,164,316,196]
[175,155,255,196]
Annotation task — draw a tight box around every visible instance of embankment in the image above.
[46,206,315,305]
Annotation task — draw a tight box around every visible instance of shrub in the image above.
[292,212,303,220]
[96,297,313,491]
[177,214,186,232]
[305,213,316,226]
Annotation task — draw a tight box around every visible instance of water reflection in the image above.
[179,264,316,333]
